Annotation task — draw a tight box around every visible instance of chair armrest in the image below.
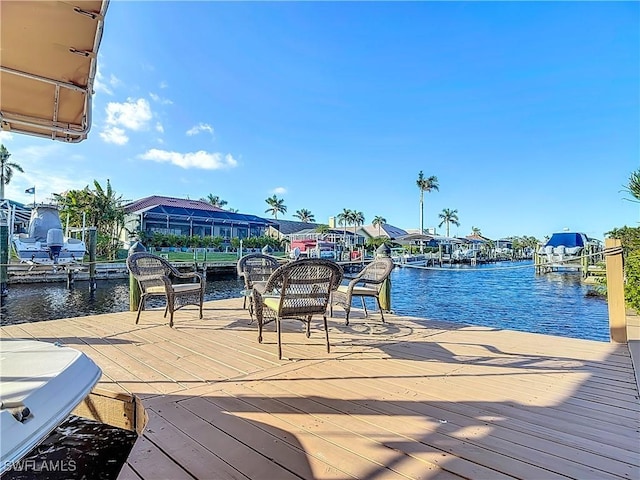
[173,271,203,282]
[135,274,169,284]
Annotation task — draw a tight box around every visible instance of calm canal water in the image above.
[0,261,608,479]
[1,260,609,340]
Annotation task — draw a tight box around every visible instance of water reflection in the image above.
[1,273,243,325]
[390,261,609,341]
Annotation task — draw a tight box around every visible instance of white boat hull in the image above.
[12,237,86,265]
[0,339,102,474]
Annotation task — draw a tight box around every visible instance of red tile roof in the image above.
[125,195,227,214]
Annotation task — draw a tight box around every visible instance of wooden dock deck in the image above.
[1,299,638,479]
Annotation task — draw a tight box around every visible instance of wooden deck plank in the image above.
[212,387,464,480]
[242,375,573,480]
[337,352,640,453]
[136,410,249,480]
[292,362,637,479]
[179,395,362,480]
[148,399,303,480]
[2,301,638,480]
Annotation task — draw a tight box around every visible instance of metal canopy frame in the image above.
[0,1,109,143]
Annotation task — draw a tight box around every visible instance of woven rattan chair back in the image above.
[330,257,394,325]
[127,252,204,327]
[237,253,281,317]
[254,258,343,359]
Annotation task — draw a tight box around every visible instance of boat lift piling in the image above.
[1,219,8,301]
[88,227,97,292]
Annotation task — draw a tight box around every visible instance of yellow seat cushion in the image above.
[146,284,201,295]
[146,286,166,294]
[264,297,280,311]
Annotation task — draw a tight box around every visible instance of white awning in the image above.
[0,1,109,143]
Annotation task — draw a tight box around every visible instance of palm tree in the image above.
[624,168,640,202]
[264,195,287,220]
[471,226,482,236]
[0,144,24,200]
[200,194,228,208]
[337,208,352,248]
[438,208,460,237]
[372,216,386,237]
[350,210,364,239]
[416,171,439,236]
[293,208,315,223]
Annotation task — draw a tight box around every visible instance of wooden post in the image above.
[88,227,97,292]
[605,238,626,343]
[0,220,8,300]
[379,277,391,312]
[128,241,146,311]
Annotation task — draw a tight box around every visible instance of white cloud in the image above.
[109,74,121,88]
[0,131,14,142]
[149,92,173,105]
[100,126,129,145]
[186,123,214,136]
[139,149,238,170]
[272,187,287,195]
[159,81,168,89]
[104,98,152,131]
[155,122,164,133]
[94,69,121,96]
[94,69,112,95]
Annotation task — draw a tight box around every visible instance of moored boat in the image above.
[11,204,86,265]
[537,231,602,271]
[0,339,102,474]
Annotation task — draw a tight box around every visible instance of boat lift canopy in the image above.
[0,1,109,142]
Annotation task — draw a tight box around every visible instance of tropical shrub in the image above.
[606,226,640,311]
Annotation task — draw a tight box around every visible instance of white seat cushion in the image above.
[336,285,378,296]
[172,283,202,293]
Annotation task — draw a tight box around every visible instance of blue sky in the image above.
[2,1,638,240]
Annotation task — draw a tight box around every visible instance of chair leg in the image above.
[135,295,145,324]
[376,297,386,323]
[305,316,311,338]
[345,307,351,326]
[276,317,282,360]
[258,315,263,343]
[199,301,203,319]
[361,297,368,317]
[323,315,330,353]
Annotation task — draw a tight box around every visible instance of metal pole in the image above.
[88,227,97,292]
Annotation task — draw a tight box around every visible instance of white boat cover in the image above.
[0,338,102,473]
[0,1,109,142]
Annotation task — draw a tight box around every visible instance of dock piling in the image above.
[0,220,8,300]
[88,227,97,292]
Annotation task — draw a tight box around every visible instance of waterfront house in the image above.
[122,195,273,248]
[358,222,408,241]
[267,219,362,254]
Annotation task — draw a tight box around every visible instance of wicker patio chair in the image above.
[236,253,281,320]
[252,258,343,360]
[330,257,394,325]
[126,252,205,327]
